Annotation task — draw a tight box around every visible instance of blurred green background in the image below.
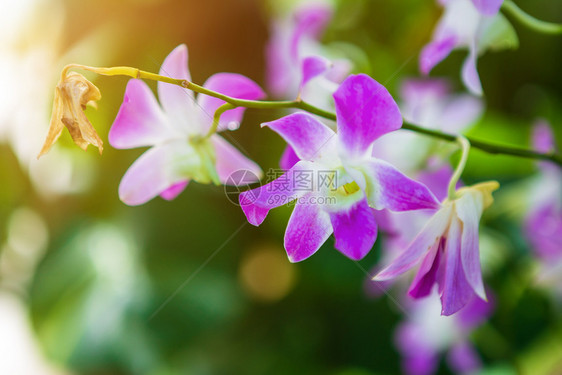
[0,0,561,374]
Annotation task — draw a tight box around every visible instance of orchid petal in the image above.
[363,159,441,211]
[471,0,503,16]
[375,205,452,281]
[457,293,494,329]
[109,79,170,149]
[239,160,315,226]
[300,55,332,89]
[532,120,555,153]
[408,242,441,298]
[329,195,377,260]
[415,164,456,203]
[419,36,457,75]
[290,3,332,60]
[263,112,336,163]
[198,73,265,132]
[280,144,300,170]
[118,141,195,206]
[334,74,402,158]
[160,181,189,200]
[266,22,293,97]
[157,44,198,133]
[441,217,474,316]
[285,199,333,262]
[461,43,483,96]
[395,323,439,375]
[455,192,487,301]
[211,134,262,184]
[438,94,483,134]
[525,204,562,261]
[447,341,482,375]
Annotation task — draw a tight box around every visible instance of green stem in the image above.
[401,123,562,166]
[501,0,562,35]
[65,64,562,167]
[205,102,236,138]
[448,136,471,200]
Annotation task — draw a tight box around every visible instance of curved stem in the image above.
[448,137,471,200]
[63,64,562,167]
[205,102,236,138]
[501,0,562,35]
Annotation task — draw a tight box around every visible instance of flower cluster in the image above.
[35,1,562,359]
[420,0,517,95]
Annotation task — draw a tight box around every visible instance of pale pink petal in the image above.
[239,160,315,226]
[400,78,450,105]
[211,134,262,184]
[419,36,457,75]
[440,217,475,316]
[334,74,402,158]
[447,341,482,374]
[290,3,332,60]
[415,163,457,203]
[525,204,562,261]
[198,73,265,132]
[157,44,197,133]
[263,112,336,162]
[118,142,194,206]
[455,192,487,300]
[325,59,352,83]
[532,119,555,153]
[461,43,483,96]
[471,0,503,16]
[438,94,483,134]
[395,323,440,375]
[266,22,293,97]
[285,199,333,262]
[374,205,452,281]
[300,55,331,89]
[364,159,441,211]
[109,79,170,149]
[160,181,189,200]
[329,196,378,260]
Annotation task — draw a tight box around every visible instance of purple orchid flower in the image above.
[375,181,499,315]
[525,121,562,262]
[267,2,352,171]
[420,0,515,95]
[108,44,264,206]
[266,2,350,101]
[365,162,463,298]
[239,74,440,263]
[395,290,493,375]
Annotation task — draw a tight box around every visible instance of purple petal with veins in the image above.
[330,196,378,260]
[263,112,336,162]
[285,199,333,262]
[334,74,402,158]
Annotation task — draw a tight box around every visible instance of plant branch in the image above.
[501,0,562,35]
[65,64,562,167]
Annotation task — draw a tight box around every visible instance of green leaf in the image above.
[479,14,520,53]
